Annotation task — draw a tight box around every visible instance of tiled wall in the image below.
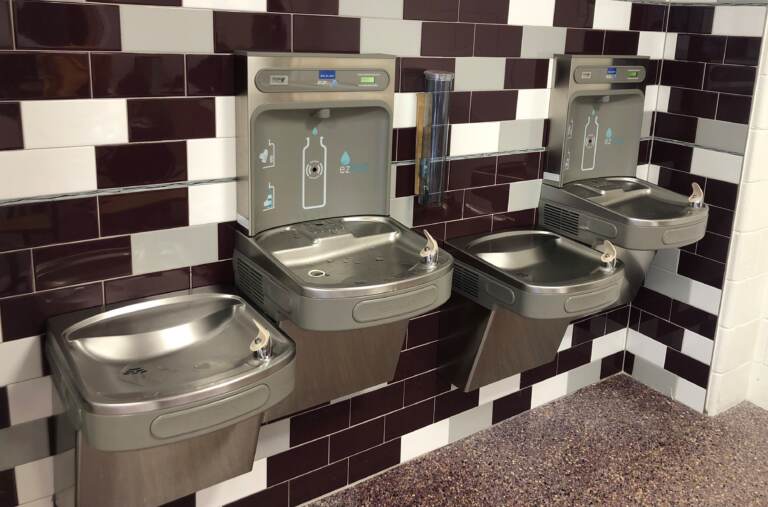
[0,1,763,506]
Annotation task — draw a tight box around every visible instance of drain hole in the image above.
[308,269,327,278]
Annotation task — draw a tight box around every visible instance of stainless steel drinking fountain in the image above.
[47,294,296,507]
[539,55,709,303]
[232,53,454,419]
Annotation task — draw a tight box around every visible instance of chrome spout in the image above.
[599,240,618,272]
[420,230,439,268]
[689,182,705,208]
[250,321,272,361]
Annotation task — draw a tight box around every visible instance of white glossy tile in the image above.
[390,196,414,228]
[508,0,555,27]
[0,147,96,200]
[400,419,450,462]
[557,325,573,352]
[712,6,767,37]
[674,377,706,413]
[566,361,602,395]
[655,86,671,112]
[592,0,631,31]
[478,374,521,406]
[520,26,566,58]
[189,181,237,226]
[7,376,53,426]
[498,119,545,151]
[182,0,266,11]
[339,0,403,19]
[0,336,45,387]
[195,458,267,507]
[681,330,714,366]
[690,148,743,186]
[15,455,55,504]
[644,85,659,112]
[454,58,506,91]
[651,248,679,272]
[187,138,236,181]
[637,32,666,60]
[531,372,567,408]
[448,403,492,443]
[121,5,213,53]
[215,97,236,138]
[643,265,722,316]
[22,100,127,149]
[450,122,501,156]
[663,33,678,60]
[393,93,418,129]
[360,18,421,57]
[626,329,667,367]
[591,329,627,361]
[515,89,550,120]
[254,418,290,460]
[694,119,747,155]
[631,356,677,398]
[507,179,542,212]
[131,224,218,275]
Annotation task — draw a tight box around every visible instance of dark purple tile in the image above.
[554,0,594,28]
[268,0,337,14]
[403,370,451,405]
[624,351,636,375]
[695,232,729,264]
[572,313,607,345]
[384,399,434,440]
[395,164,416,198]
[654,112,698,143]
[464,185,509,217]
[460,0,507,23]
[127,98,215,142]
[14,0,120,50]
[657,168,705,198]
[470,90,518,122]
[675,34,726,63]
[213,11,291,53]
[717,93,752,124]
[705,179,738,211]
[187,54,236,96]
[191,260,234,288]
[667,87,717,119]
[228,483,288,507]
[348,440,401,483]
[33,237,131,291]
[399,58,455,93]
[448,157,496,190]
[445,216,493,240]
[0,387,9,429]
[434,388,478,421]
[449,91,471,123]
[565,29,604,55]
[678,251,725,289]
[0,52,90,100]
[664,349,709,388]
[661,60,706,89]
[293,15,359,54]
[603,31,639,56]
[651,141,693,172]
[491,209,536,232]
[632,286,671,320]
[96,141,187,188]
[630,4,667,32]
[557,341,593,374]
[413,190,464,226]
[329,418,384,462]
[99,188,189,236]
[638,311,684,350]
[704,207,734,236]
[600,351,624,379]
[474,24,522,58]
[218,222,236,260]
[395,127,416,160]
[497,152,540,183]
[406,312,440,349]
[0,0,10,49]
[0,283,102,340]
[393,340,439,380]
[0,103,23,150]
[0,198,98,252]
[520,359,557,388]
[491,387,531,424]
[404,0,458,21]
[725,37,761,66]
[290,400,350,447]
[104,268,190,305]
[91,52,183,98]
[89,0,181,4]
[413,223,446,242]
[505,59,550,89]
[0,468,17,507]
[266,438,328,486]
[350,382,404,425]
[668,6,714,35]
[638,140,651,165]
[606,306,629,334]
[704,64,756,96]
[421,22,473,57]
[670,301,716,340]
[289,461,347,507]
[0,250,32,298]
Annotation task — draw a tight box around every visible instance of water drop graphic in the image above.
[340,151,351,165]
[312,127,318,136]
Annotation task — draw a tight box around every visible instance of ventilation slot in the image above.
[454,264,480,299]
[541,204,580,237]
[236,258,265,305]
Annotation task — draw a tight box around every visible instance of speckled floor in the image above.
[313,375,768,507]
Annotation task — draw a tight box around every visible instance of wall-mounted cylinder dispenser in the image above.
[416,70,454,205]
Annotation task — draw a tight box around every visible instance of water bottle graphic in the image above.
[302,129,327,209]
[581,111,599,171]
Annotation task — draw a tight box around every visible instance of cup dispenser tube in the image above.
[416,70,454,205]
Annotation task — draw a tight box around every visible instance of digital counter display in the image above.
[359,76,376,84]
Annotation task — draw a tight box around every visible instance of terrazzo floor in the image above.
[313,375,768,507]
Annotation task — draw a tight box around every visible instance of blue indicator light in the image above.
[607,67,617,75]
[319,70,336,80]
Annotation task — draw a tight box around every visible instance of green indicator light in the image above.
[627,70,639,78]
[360,76,376,84]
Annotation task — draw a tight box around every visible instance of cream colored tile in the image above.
[189,181,237,226]
[22,100,127,149]
[400,419,450,462]
[450,122,501,156]
[360,18,421,57]
[508,0,555,26]
[0,147,96,200]
[187,138,236,181]
[121,5,213,53]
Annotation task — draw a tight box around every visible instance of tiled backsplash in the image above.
[0,1,764,506]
